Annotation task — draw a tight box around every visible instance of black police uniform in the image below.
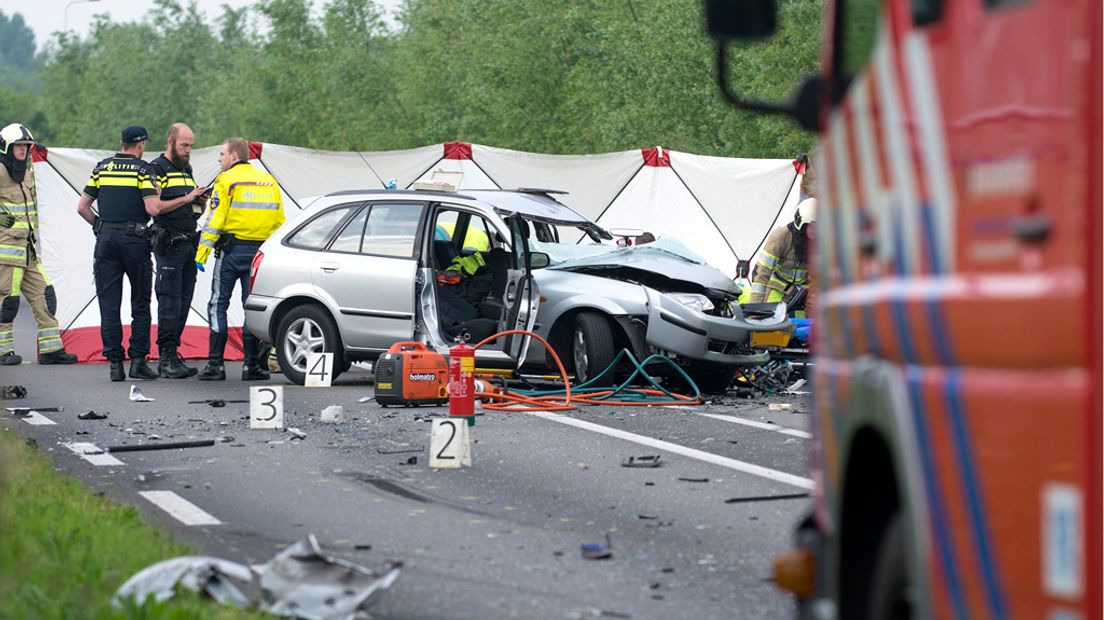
[149,154,200,372]
[82,153,156,365]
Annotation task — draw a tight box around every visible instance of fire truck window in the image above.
[912,0,943,25]
[839,0,880,82]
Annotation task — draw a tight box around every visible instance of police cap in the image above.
[121,125,149,144]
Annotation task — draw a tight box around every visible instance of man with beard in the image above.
[0,123,78,366]
[150,123,209,378]
[77,125,207,381]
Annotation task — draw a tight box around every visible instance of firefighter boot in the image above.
[38,349,78,364]
[197,332,227,381]
[129,357,159,380]
[241,337,270,381]
[109,360,125,382]
[158,345,191,379]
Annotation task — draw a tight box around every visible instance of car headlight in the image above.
[669,293,714,313]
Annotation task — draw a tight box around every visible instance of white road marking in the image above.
[139,491,221,526]
[63,442,124,466]
[695,412,812,439]
[21,411,56,426]
[528,412,813,490]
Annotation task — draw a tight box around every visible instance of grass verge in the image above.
[0,426,264,619]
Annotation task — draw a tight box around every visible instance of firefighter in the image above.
[150,123,207,379]
[748,197,816,315]
[0,123,78,366]
[76,125,207,381]
[194,137,285,381]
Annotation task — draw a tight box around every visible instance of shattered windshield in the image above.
[530,232,711,268]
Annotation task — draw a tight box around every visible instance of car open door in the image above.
[501,214,541,366]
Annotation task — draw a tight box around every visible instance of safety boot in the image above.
[0,352,21,366]
[197,331,227,381]
[129,357,159,380]
[158,345,190,379]
[241,338,270,381]
[38,349,78,365]
[109,360,125,382]
[173,351,199,377]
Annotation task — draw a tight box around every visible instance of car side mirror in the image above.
[735,258,750,279]
[529,252,550,269]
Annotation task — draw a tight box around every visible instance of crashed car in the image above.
[244,188,788,391]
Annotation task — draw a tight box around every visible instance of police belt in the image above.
[95,220,148,237]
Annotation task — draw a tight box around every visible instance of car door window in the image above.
[286,205,357,249]
[329,207,368,253]
[361,203,423,258]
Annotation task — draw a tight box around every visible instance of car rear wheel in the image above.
[276,305,345,386]
[573,312,616,386]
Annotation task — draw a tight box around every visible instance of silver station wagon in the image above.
[244,189,789,391]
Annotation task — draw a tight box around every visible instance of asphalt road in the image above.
[2,316,812,619]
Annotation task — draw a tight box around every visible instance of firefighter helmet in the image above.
[794,198,817,230]
[0,123,35,157]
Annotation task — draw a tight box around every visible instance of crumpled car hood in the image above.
[545,237,740,299]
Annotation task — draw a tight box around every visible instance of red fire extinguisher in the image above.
[448,341,475,420]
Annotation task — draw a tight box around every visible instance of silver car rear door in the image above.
[501,214,541,366]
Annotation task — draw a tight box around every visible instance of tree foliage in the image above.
[26,0,822,157]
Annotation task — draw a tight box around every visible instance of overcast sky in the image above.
[0,0,402,49]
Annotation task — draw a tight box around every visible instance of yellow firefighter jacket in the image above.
[195,162,285,264]
[749,224,810,304]
[0,163,37,267]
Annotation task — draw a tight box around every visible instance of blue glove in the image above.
[195,261,205,272]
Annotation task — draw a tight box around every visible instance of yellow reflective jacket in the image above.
[749,224,810,304]
[0,163,36,267]
[195,162,285,264]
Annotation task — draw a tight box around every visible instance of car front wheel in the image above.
[573,312,616,387]
[276,304,345,386]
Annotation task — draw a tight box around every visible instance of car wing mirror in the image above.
[529,252,550,269]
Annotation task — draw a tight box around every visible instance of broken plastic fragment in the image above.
[113,556,252,608]
[621,455,662,468]
[78,410,108,420]
[129,385,155,402]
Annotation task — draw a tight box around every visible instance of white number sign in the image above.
[305,352,334,387]
[429,419,472,469]
[250,386,284,429]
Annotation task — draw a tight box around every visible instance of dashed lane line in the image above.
[695,412,812,439]
[527,411,813,490]
[139,491,221,526]
[63,442,124,466]
[20,411,56,426]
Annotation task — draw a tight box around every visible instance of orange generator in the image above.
[374,342,449,407]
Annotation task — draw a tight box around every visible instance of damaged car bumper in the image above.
[644,288,787,366]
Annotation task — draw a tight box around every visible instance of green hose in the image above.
[513,349,702,403]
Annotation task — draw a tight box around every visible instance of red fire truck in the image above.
[707,1,1101,618]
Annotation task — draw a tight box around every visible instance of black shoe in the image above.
[39,349,78,365]
[129,358,159,380]
[196,362,226,381]
[173,352,199,377]
[158,354,191,379]
[0,352,21,366]
[109,361,125,382]
[241,365,271,381]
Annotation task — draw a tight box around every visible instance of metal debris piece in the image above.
[78,410,108,420]
[129,385,155,402]
[637,515,658,520]
[286,427,307,441]
[677,477,710,483]
[402,455,418,465]
[108,440,215,453]
[621,455,662,468]
[723,492,810,504]
[6,406,62,413]
[357,396,374,403]
[188,399,249,407]
[375,447,423,455]
[256,534,401,619]
[1,385,27,399]
[113,556,252,608]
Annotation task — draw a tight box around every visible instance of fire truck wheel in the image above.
[866,513,912,620]
[276,304,345,386]
[573,312,616,387]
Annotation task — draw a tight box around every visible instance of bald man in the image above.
[149,123,208,378]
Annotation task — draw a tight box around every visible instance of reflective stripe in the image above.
[37,327,62,353]
[751,283,767,293]
[758,252,779,269]
[199,237,217,248]
[37,327,60,339]
[0,245,26,260]
[34,261,52,286]
[202,225,222,236]
[229,200,281,210]
[9,267,23,296]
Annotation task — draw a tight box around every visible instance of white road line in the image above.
[21,411,56,426]
[528,412,813,490]
[695,412,812,439]
[63,442,124,466]
[139,491,221,526]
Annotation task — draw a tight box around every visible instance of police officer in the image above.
[76,125,207,381]
[0,123,78,366]
[150,123,208,378]
[195,137,285,381]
